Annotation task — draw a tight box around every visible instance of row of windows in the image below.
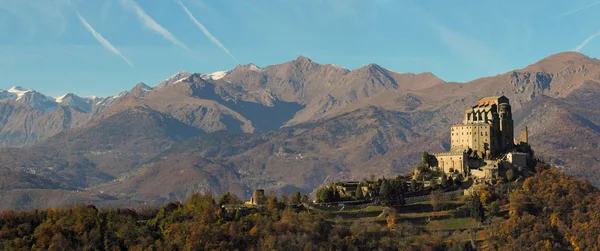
[452,132,488,136]
[451,125,489,131]
[452,139,488,143]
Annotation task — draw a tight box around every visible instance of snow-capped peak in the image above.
[7,86,33,100]
[9,86,29,92]
[166,71,190,81]
[247,63,261,71]
[201,71,228,80]
[55,94,69,103]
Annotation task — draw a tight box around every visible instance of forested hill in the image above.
[0,163,599,250]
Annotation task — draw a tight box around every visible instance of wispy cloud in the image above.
[76,11,134,67]
[555,1,600,18]
[176,0,237,62]
[120,0,189,50]
[408,4,510,75]
[574,31,600,52]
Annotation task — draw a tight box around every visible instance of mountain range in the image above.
[0,51,599,210]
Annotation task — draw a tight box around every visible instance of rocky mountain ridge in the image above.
[0,51,599,210]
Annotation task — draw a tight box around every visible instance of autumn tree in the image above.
[488,200,500,218]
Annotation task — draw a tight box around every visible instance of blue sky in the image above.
[0,0,599,97]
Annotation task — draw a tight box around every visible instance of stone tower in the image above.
[521,126,528,144]
[498,99,514,151]
[251,189,265,205]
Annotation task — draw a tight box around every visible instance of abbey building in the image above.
[428,96,530,180]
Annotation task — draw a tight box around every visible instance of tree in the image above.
[454,175,463,187]
[218,192,242,206]
[421,152,429,165]
[292,191,302,205]
[355,184,364,200]
[267,196,278,211]
[386,213,397,231]
[508,191,529,217]
[488,200,500,217]
[444,175,454,188]
[470,194,485,223]
[430,178,439,190]
[506,168,515,181]
[280,195,289,205]
[379,178,389,204]
[431,190,442,211]
[410,179,418,192]
[316,188,332,203]
[301,194,309,204]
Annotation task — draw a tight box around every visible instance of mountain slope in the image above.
[1,52,600,209]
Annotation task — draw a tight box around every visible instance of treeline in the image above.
[0,193,457,250]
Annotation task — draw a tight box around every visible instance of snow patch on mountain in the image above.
[55,94,68,103]
[7,86,33,101]
[330,64,347,71]
[155,71,192,90]
[201,71,228,80]
[247,63,261,71]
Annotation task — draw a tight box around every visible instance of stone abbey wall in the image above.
[430,95,524,180]
[450,124,494,157]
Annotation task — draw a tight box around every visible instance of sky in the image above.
[0,0,599,97]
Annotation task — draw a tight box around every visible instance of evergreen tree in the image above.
[421,152,429,165]
[292,191,302,205]
[470,194,486,223]
[444,175,454,188]
[355,184,364,200]
[410,179,418,192]
[301,194,309,204]
[316,188,332,203]
[379,178,389,200]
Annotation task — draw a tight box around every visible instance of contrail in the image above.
[121,0,189,50]
[574,31,600,52]
[555,1,600,18]
[77,12,134,67]
[177,0,237,62]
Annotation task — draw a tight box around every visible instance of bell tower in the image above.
[497,98,514,151]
